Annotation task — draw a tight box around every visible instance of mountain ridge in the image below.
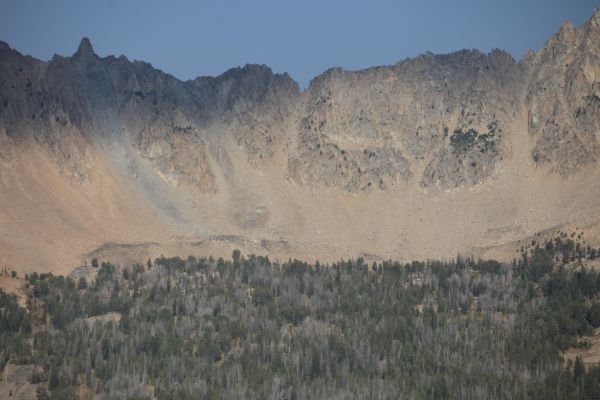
[1,9,600,273]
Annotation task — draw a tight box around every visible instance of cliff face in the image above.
[524,13,600,176]
[291,49,523,191]
[1,9,600,272]
[1,10,598,194]
[0,38,300,193]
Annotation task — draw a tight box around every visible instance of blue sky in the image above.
[0,0,597,87]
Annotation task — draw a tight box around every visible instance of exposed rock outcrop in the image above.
[524,13,600,175]
[2,10,598,194]
[1,9,600,272]
[290,49,522,191]
[0,38,299,193]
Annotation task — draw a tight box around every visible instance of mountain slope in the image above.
[1,9,600,273]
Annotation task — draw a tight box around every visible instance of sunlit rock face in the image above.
[1,10,600,272]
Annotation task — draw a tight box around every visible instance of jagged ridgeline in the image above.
[3,245,600,399]
[0,11,600,271]
[2,14,599,191]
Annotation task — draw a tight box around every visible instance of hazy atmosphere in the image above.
[2,2,600,399]
[0,0,597,87]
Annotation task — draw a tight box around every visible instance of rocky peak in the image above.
[0,40,11,53]
[519,48,537,67]
[523,8,600,176]
[488,48,516,65]
[72,37,98,63]
[229,63,273,78]
[557,20,576,42]
[190,63,300,117]
[581,7,600,47]
[590,7,600,28]
[201,64,297,92]
[304,67,346,94]
[0,41,25,62]
[0,8,598,195]
[223,64,277,95]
